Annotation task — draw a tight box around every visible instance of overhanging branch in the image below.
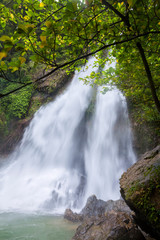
[102,0,130,27]
[136,42,160,113]
[0,30,160,99]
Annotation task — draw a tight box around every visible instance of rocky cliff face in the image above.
[120,145,160,239]
[131,120,160,157]
[127,101,160,157]
[0,119,30,156]
[0,69,72,156]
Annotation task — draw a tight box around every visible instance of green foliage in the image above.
[1,85,33,119]
[0,0,160,121]
[9,88,32,119]
[0,108,8,137]
[28,96,43,117]
[102,48,160,122]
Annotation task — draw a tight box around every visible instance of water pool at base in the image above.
[0,213,77,240]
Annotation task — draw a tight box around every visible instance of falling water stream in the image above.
[0,58,136,239]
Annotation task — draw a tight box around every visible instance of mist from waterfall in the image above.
[0,58,136,214]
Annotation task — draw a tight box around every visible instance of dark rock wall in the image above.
[127,100,160,157]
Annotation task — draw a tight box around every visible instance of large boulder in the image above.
[80,195,131,218]
[72,210,145,240]
[120,145,160,239]
[65,196,145,240]
[64,209,83,222]
[64,195,131,223]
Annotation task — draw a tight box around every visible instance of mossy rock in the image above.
[120,145,160,239]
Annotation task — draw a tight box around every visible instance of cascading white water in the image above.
[0,58,136,214]
[83,88,135,203]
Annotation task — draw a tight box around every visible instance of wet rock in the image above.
[0,119,31,156]
[64,195,131,224]
[64,209,83,222]
[72,210,145,240]
[120,145,160,239]
[80,195,131,218]
[80,195,107,217]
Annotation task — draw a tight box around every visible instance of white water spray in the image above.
[0,58,136,214]
[84,88,135,203]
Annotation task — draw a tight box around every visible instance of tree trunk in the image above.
[136,42,160,113]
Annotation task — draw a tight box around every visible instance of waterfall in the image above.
[84,88,135,203]
[0,58,136,214]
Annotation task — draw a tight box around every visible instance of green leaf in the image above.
[0,52,7,60]
[127,0,138,8]
[0,35,13,45]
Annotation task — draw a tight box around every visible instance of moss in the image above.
[135,183,160,226]
[28,95,44,117]
[0,113,8,139]
[144,165,154,177]
[126,165,160,227]
[126,180,142,199]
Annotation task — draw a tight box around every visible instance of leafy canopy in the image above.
[0,0,160,117]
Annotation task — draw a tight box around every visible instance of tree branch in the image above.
[0,30,160,99]
[0,70,24,84]
[136,42,160,113]
[102,0,130,27]
[36,5,65,28]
